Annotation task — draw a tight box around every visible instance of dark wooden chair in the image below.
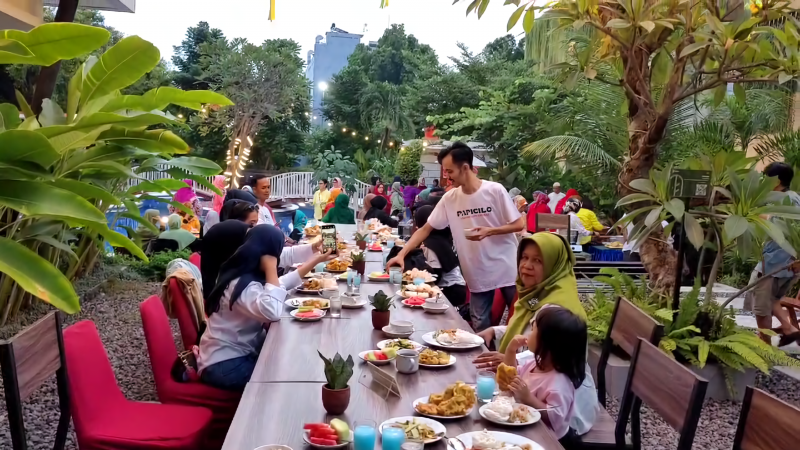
[535,213,570,241]
[597,297,664,407]
[616,338,708,450]
[732,386,800,450]
[579,298,663,449]
[0,312,70,450]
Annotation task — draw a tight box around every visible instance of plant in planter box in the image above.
[354,232,368,250]
[350,251,366,276]
[317,351,354,415]
[369,290,394,330]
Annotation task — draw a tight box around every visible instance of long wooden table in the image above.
[222,233,565,450]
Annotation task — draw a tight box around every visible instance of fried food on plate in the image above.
[326,259,350,271]
[305,225,321,235]
[302,279,323,290]
[420,348,450,365]
[415,382,475,416]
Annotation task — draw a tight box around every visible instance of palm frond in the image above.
[521,135,620,167]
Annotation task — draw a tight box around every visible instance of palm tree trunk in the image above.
[381,127,389,153]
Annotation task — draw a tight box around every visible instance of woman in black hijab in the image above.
[220,199,258,225]
[198,225,334,391]
[364,195,399,227]
[200,220,250,297]
[414,205,468,311]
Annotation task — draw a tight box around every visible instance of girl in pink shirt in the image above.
[503,306,588,440]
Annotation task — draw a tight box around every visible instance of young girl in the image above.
[503,305,588,441]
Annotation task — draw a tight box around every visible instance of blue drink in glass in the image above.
[354,421,376,450]
[381,425,405,450]
[476,370,496,402]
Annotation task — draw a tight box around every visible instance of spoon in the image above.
[445,437,466,450]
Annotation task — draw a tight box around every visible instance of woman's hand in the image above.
[508,377,533,405]
[477,328,495,347]
[473,352,504,371]
[312,238,324,253]
[313,248,337,264]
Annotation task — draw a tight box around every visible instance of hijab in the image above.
[137,209,161,240]
[224,188,258,204]
[221,199,256,222]
[322,193,356,224]
[418,188,432,201]
[203,210,220,235]
[200,220,250,297]
[509,187,521,198]
[212,175,227,214]
[360,194,376,220]
[513,195,528,212]
[415,205,459,273]
[499,232,586,353]
[173,181,196,204]
[292,209,308,231]
[327,188,342,207]
[392,181,403,194]
[562,198,582,214]
[366,196,388,220]
[532,191,548,207]
[159,214,197,251]
[206,224,285,314]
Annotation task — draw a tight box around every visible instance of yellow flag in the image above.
[381,0,389,8]
[269,0,275,21]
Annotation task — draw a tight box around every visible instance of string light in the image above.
[365,137,369,141]
[352,132,356,136]
[313,115,317,120]
[177,114,183,119]
[378,140,382,143]
[327,122,332,127]
[389,142,394,147]
[247,136,253,146]
[342,128,347,132]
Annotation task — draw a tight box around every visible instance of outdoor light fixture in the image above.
[319,81,329,91]
[365,137,369,141]
[423,141,428,147]
[327,122,332,127]
[352,132,356,136]
[378,140,382,143]
[389,142,394,147]
[177,114,183,119]
[313,116,317,120]
[161,217,168,224]
[342,128,347,132]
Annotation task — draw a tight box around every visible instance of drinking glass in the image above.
[346,268,355,285]
[353,420,376,450]
[381,424,405,450]
[401,441,424,450]
[387,240,395,249]
[389,267,402,284]
[329,291,342,318]
[353,273,362,294]
[476,370,496,403]
[315,262,326,273]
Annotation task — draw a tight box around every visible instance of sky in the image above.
[101,0,525,67]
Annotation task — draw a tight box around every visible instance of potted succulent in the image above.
[318,351,355,415]
[354,232,368,250]
[350,251,366,276]
[369,290,394,330]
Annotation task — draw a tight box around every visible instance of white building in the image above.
[1,0,134,31]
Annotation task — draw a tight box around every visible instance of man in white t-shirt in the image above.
[386,142,525,331]
[249,175,276,226]
[547,182,565,213]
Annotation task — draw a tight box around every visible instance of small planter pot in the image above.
[689,363,757,401]
[357,241,367,250]
[352,261,366,276]
[372,310,390,330]
[321,384,350,415]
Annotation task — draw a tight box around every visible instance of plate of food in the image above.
[412,382,476,419]
[326,259,350,273]
[402,269,437,283]
[399,283,441,299]
[401,297,427,308]
[303,420,352,448]
[419,348,456,368]
[297,278,325,294]
[285,298,329,309]
[341,296,368,309]
[478,396,540,426]
[289,308,326,321]
[305,225,321,237]
[376,339,423,351]
[368,243,383,252]
[358,348,397,365]
[422,329,483,349]
[455,430,542,450]
[368,271,390,282]
[379,417,445,444]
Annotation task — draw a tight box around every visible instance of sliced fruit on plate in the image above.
[369,272,390,278]
[296,311,322,318]
[330,419,350,440]
[309,438,338,446]
[304,423,330,430]
[404,297,426,306]
[364,350,390,361]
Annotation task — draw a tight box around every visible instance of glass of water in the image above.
[321,287,340,317]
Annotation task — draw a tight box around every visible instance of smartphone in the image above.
[321,224,337,255]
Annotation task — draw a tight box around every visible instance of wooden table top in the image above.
[225,269,565,450]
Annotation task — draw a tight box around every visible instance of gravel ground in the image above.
[0,267,163,450]
[1,277,799,449]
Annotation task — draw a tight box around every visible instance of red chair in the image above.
[189,252,201,270]
[63,320,212,450]
[140,296,241,449]
[168,278,200,351]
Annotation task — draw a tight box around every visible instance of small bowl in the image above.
[255,445,293,450]
[423,303,449,315]
[389,320,413,333]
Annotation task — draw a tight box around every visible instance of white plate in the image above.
[412,396,473,419]
[478,403,541,427]
[455,431,544,450]
[379,416,446,444]
[401,299,425,308]
[285,298,329,309]
[397,290,436,299]
[368,274,391,282]
[423,304,449,314]
[289,308,326,321]
[382,325,414,338]
[341,297,368,309]
[376,339,423,351]
[358,350,396,365]
[421,331,483,349]
[294,289,323,296]
[302,430,352,449]
[419,353,456,369]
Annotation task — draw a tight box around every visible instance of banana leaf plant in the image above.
[0,23,232,324]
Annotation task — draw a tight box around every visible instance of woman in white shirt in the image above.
[198,224,334,391]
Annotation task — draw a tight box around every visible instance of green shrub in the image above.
[106,250,192,282]
[394,140,423,183]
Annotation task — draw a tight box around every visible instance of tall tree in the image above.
[360,82,413,152]
[172,21,225,91]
